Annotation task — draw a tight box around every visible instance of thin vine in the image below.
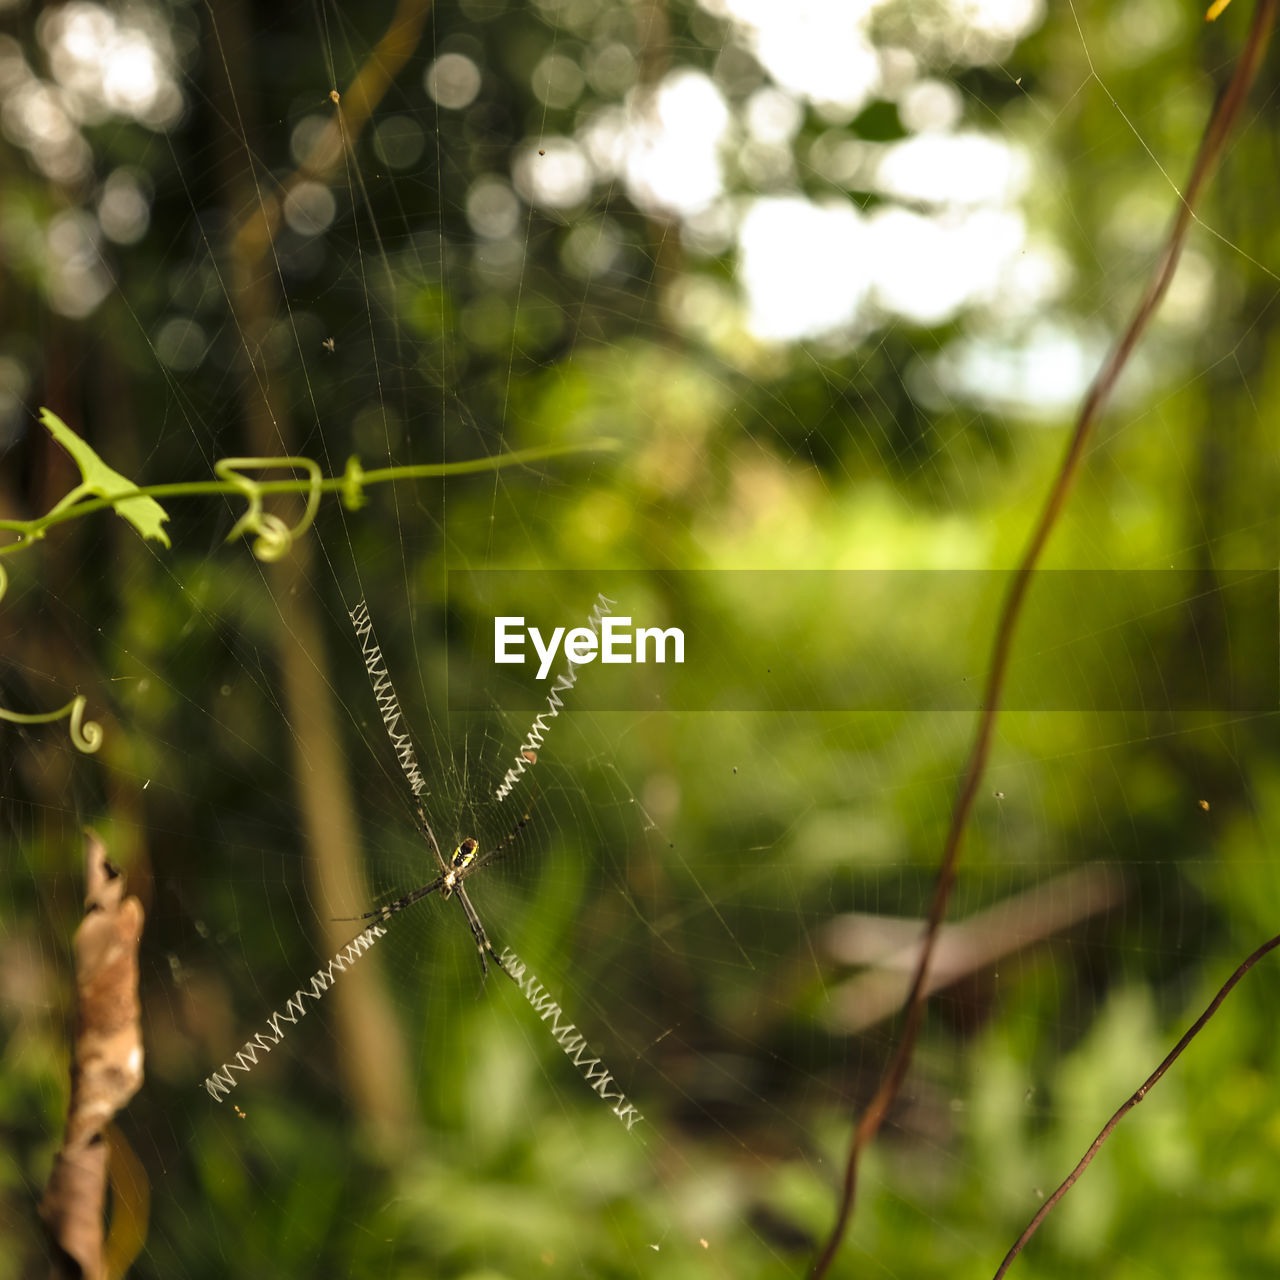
[0,407,618,753]
[809,0,1278,1273]
[992,930,1280,1277]
[0,695,103,754]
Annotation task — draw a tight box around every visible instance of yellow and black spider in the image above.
[341,815,532,983]
[345,600,536,984]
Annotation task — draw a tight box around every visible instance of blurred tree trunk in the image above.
[207,0,416,1142]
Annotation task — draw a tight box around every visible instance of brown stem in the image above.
[228,0,434,266]
[992,930,1280,1278]
[809,3,1277,1274]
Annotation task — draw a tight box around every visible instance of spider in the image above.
[206,599,641,1134]
[339,805,534,984]
[345,600,538,984]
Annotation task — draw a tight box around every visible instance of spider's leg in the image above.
[453,884,509,989]
[332,873,446,924]
[333,897,410,925]
[417,805,452,876]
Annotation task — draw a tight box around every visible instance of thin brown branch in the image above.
[229,0,433,268]
[809,3,1278,1274]
[39,832,146,1280]
[992,930,1280,1277]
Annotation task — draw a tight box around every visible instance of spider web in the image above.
[1,0,1279,1277]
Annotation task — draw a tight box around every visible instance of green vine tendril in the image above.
[0,407,619,754]
[214,456,323,562]
[0,409,619,602]
[0,695,103,754]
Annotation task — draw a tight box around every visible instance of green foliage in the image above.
[39,407,171,547]
[1,0,1277,1278]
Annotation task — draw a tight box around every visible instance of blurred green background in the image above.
[2,0,1279,1276]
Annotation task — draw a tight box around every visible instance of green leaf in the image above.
[39,407,171,548]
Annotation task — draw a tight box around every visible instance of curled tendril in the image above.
[68,695,104,752]
[214,456,323,562]
[0,560,7,604]
[0,694,103,754]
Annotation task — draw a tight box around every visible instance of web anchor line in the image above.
[203,924,387,1101]
[350,600,428,798]
[499,946,642,1132]
[495,592,618,802]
